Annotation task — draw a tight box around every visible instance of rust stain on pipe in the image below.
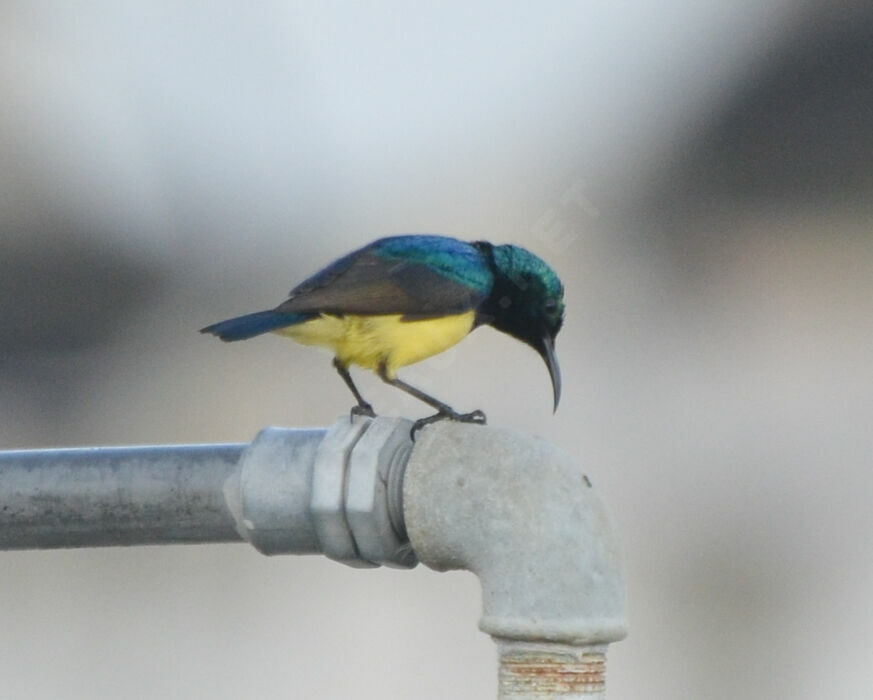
[499,650,606,697]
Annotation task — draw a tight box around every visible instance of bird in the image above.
[201,234,564,433]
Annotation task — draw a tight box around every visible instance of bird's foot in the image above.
[410,409,487,439]
[350,402,376,420]
[455,409,487,425]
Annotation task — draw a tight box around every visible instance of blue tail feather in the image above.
[200,310,310,341]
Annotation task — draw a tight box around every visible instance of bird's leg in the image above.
[376,363,486,437]
[333,358,375,418]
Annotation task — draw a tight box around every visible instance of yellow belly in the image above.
[274,312,476,378]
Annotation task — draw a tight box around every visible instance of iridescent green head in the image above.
[477,242,565,411]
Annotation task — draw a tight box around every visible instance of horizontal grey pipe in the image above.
[0,443,248,548]
[0,419,415,568]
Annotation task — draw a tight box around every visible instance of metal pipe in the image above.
[0,418,416,568]
[496,641,608,700]
[0,443,246,548]
[403,422,627,698]
[1,418,627,696]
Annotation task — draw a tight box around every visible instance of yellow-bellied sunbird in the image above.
[201,235,564,430]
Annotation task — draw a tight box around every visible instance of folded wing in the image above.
[276,235,493,318]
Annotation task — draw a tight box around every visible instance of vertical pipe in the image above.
[497,641,607,700]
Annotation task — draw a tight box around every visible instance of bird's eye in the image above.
[544,299,557,312]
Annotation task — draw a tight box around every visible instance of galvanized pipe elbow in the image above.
[403,422,627,647]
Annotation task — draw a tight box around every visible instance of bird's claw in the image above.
[459,409,487,425]
[350,402,376,420]
[410,408,487,439]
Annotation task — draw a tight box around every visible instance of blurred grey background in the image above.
[2,1,872,697]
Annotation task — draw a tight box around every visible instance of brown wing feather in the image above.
[275,251,485,318]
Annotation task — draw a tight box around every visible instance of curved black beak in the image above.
[536,333,561,412]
